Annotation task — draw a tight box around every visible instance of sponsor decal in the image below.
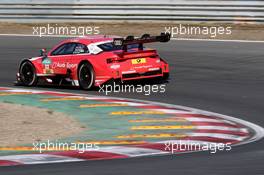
[131,58,146,64]
[43,67,54,74]
[110,64,120,69]
[42,57,52,65]
[134,65,152,69]
[52,62,77,69]
[122,70,136,74]
[148,67,160,71]
[42,59,54,74]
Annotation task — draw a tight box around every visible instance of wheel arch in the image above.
[77,60,94,73]
[18,59,38,86]
[19,58,32,69]
[18,59,38,75]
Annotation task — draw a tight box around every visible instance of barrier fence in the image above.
[0,0,263,23]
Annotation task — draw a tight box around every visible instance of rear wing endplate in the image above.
[113,33,171,51]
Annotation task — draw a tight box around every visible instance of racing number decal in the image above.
[42,57,54,74]
[131,58,146,64]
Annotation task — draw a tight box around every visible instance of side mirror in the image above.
[40,48,47,57]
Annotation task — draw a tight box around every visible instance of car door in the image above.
[46,43,77,75]
[69,43,90,64]
[66,43,90,72]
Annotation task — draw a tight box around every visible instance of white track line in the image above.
[194,126,247,132]
[98,146,167,157]
[0,154,83,164]
[0,33,264,43]
[189,133,247,141]
[151,108,195,114]
[183,117,236,124]
[0,33,72,37]
[171,38,264,43]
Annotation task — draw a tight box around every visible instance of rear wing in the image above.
[113,33,171,52]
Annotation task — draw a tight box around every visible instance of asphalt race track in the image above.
[0,36,264,175]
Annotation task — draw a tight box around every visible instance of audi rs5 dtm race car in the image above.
[16,33,170,90]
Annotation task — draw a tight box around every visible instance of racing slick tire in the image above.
[19,61,38,86]
[163,73,169,81]
[78,62,95,90]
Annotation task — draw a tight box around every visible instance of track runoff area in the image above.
[0,87,263,166]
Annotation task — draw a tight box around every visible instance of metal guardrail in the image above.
[0,0,263,23]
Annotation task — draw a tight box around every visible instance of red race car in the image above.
[16,33,170,90]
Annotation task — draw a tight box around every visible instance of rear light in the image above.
[107,58,113,64]
[150,55,157,58]
[106,57,119,64]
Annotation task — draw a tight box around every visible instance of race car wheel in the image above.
[78,63,94,90]
[163,73,169,80]
[19,61,38,86]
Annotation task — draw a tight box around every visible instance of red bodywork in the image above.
[18,35,169,87]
